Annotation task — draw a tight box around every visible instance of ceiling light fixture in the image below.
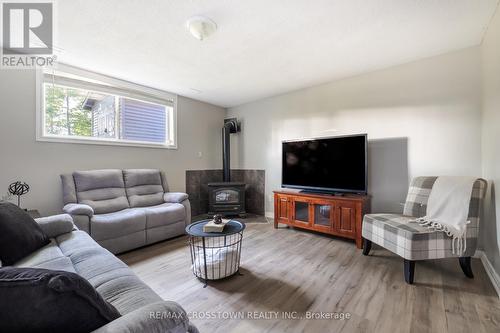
[186,16,217,41]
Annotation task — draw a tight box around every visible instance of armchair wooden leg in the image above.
[404,259,415,284]
[459,257,474,278]
[362,238,372,256]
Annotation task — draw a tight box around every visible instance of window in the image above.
[37,66,177,148]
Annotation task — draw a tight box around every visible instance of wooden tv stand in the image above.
[274,190,370,249]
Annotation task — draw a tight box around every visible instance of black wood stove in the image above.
[208,119,246,217]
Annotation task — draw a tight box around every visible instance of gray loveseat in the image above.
[14,214,198,333]
[61,169,191,254]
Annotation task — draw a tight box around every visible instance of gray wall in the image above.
[481,5,500,280]
[0,69,226,216]
[227,47,483,217]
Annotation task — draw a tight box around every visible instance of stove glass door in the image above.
[214,188,240,204]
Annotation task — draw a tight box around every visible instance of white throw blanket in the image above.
[411,176,476,255]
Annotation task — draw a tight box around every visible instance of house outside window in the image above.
[37,65,177,149]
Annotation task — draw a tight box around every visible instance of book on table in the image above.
[203,218,231,233]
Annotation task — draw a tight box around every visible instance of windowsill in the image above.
[36,135,177,150]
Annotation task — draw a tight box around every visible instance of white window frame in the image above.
[36,63,178,149]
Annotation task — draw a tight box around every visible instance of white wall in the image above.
[227,47,483,215]
[0,69,226,216]
[481,5,500,278]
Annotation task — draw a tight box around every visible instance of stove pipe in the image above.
[222,119,241,182]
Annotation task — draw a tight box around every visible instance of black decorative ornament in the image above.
[8,181,30,208]
[213,214,223,225]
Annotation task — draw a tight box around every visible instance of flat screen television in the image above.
[281,134,367,194]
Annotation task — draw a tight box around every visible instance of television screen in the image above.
[282,134,367,193]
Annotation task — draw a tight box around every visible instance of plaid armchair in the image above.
[361,176,487,284]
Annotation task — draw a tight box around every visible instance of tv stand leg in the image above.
[355,236,363,249]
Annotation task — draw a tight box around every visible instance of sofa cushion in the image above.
[13,238,76,273]
[14,239,65,267]
[13,239,76,273]
[55,230,161,313]
[91,209,146,241]
[66,247,132,287]
[127,187,164,208]
[91,301,191,333]
[98,231,146,255]
[124,169,165,208]
[74,169,125,192]
[123,169,162,188]
[96,275,163,315]
[74,170,129,214]
[79,192,130,215]
[140,203,186,229]
[0,202,50,266]
[61,173,78,205]
[160,170,170,192]
[57,230,100,256]
[146,221,186,245]
[0,267,121,333]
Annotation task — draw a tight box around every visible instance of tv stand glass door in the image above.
[293,200,310,227]
[312,202,333,232]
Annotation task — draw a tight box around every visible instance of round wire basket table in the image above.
[186,220,245,287]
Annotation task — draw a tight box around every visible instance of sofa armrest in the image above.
[164,192,189,204]
[91,301,197,333]
[63,203,94,217]
[164,192,191,225]
[180,200,191,226]
[35,214,76,238]
[72,215,91,234]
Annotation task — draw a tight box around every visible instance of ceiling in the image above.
[55,0,499,108]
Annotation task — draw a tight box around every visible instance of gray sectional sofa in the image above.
[61,169,191,254]
[14,214,197,333]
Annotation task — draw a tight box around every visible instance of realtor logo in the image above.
[1,1,55,68]
[2,2,53,54]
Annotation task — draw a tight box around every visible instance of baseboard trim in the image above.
[265,211,274,219]
[475,250,500,298]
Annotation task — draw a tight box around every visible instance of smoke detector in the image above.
[186,16,217,41]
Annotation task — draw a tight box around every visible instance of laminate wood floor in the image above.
[119,222,500,333]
